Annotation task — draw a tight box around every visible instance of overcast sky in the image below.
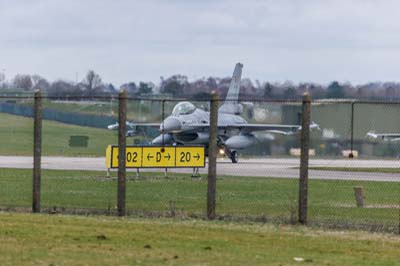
[1,0,400,86]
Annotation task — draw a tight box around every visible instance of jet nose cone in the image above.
[161,117,182,132]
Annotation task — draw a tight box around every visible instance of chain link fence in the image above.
[308,101,400,232]
[0,94,399,233]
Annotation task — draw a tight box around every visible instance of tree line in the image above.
[1,70,400,100]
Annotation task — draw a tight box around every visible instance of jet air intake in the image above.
[161,117,182,133]
[225,134,256,149]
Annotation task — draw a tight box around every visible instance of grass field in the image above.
[310,167,400,174]
[0,112,116,156]
[0,212,399,266]
[12,98,169,121]
[1,168,399,232]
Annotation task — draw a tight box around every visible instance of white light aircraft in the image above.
[366,131,400,142]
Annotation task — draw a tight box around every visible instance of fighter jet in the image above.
[366,131,400,142]
[148,63,319,163]
[108,63,319,162]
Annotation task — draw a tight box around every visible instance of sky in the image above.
[1,0,400,86]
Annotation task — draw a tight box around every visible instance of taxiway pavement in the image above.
[0,156,399,182]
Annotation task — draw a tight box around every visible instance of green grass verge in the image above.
[11,98,166,121]
[310,167,400,174]
[1,169,399,232]
[0,112,116,156]
[0,212,399,266]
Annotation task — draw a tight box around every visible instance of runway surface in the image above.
[0,156,399,182]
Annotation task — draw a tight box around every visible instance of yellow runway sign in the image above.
[106,145,205,168]
[109,146,142,168]
[175,146,205,167]
[142,147,175,168]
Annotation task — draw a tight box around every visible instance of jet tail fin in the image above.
[219,63,243,114]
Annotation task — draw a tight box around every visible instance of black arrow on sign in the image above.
[194,153,200,160]
[147,154,153,161]
[164,153,171,160]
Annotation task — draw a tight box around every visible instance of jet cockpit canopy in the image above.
[172,102,196,116]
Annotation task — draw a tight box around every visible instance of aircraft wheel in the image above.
[230,151,238,163]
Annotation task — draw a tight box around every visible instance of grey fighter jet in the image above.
[148,63,319,163]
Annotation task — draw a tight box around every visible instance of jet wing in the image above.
[239,121,320,134]
[229,124,301,135]
[107,122,160,130]
[129,122,160,128]
[184,123,303,135]
[366,131,400,142]
[182,121,321,135]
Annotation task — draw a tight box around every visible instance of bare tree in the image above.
[0,72,4,84]
[138,82,153,94]
[13,74,32,91]
[48,80,79,98]
[160,75,187,96]
[120,82,138,95]
[83,70,102,91]
[31,75,50,91]
[0,72,5,89]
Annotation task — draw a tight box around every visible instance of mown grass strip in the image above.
[0,112,116,156]
[0,168,399,232]
[310,166,400,174]
[0,212,399,266]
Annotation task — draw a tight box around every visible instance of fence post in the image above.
[207,91,219,220]
[117,90,127,216]
[353,186,364,207]
[298,93,311,224]
[32,90,42,213]
[349,101,355,158]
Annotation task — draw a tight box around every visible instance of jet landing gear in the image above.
[230,150,238,163]
[217,141,238,164]
[223,146,238,163]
